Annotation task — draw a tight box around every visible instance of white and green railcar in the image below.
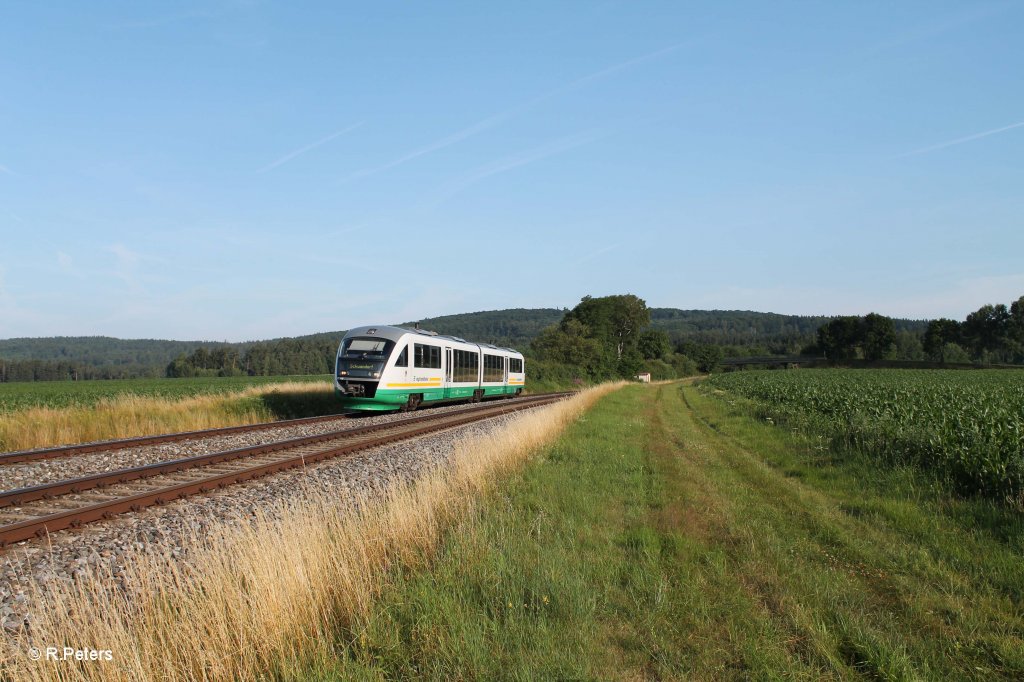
[334,325,525,411]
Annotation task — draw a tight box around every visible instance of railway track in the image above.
[0,393,567,547]
[0,412,363,465]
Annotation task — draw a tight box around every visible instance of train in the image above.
[334,325,525,411]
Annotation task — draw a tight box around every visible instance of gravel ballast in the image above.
[0,401,509,491]
[0,404,526,635]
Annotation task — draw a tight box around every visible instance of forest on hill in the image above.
[1,297,1020,382]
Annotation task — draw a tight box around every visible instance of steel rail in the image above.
[0,392,566,465]
[0,394,566,547]
[0,394,562,509]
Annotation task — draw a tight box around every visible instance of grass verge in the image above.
[1,384,620,681]
[308,381,1023,680]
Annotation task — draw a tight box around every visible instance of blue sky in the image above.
[1,1,1022,341]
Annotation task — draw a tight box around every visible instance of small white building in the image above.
[636,372,651,383]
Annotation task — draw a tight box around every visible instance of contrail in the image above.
[258,122,364,173]
[896,120,1024,157]
[340,115,506,183]
[342,42,686,183]
[427,130,604,206]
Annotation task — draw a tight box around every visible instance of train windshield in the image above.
[340,337,394,360]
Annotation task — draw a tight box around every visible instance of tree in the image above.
[638,329,671,360]
[563,294,650,361]
[1009,296,1024,361]
[923,318,962,360]
[677,342,723,373]
[816,316,862,360]
[861,313,896,360]
[963,304,1010,357]
[531,318,610,377]
[938,342,971,364]
[894,330,924,360]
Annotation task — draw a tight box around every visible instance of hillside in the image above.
[1,307,929,381]
[649,309,928,350]
[0,336,250,366]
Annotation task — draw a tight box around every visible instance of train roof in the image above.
[342,325,521,354]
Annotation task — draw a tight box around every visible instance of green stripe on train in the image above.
[336,385,521,411]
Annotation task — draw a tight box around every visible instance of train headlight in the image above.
[339,370,348,376]
[373,372,380,378]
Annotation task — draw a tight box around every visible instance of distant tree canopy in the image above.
[921,295,1024,364]
[4,296,1022,384]
[532,295,650,378]
[530,294,703,381]
[166,338,337,378]
[814,313,897,361]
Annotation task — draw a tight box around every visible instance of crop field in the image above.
[704,369,1024,499]
[0,375,329,413]
[0,376,336,451]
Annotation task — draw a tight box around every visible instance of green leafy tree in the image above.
[638,329,671,360]
[677,342,723,373]
[563,294,650,361]
[531,318,610,377]
[1009,296,1024,361]
[861,313,896,360]
[923,318,962,361]
[938,342,971,364]
[963,304,1010,357]
[816,316,862,360]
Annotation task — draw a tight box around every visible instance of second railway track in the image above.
[0,393,567,547]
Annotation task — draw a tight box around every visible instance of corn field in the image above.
[704,369,1024,499]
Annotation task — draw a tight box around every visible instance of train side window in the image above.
[509,358,523,373]
[483,353,504,382]
[395,345,408,367]
[415,343,442,369]
[452,349,479,382]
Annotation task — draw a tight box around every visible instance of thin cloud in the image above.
[105,10,216,30]
[560,43,683,92]
[859,2,1012,57]
[258,122,364,173]
[341,114,511,183]
[342,43,685,183]
[571,243,620,267]
[895,120,1024,157]
[428,130,604,206]
[0,164,15,176]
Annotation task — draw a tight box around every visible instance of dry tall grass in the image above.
[0,382,333,452]
[2,383,621,681]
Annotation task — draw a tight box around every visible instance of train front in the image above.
[334,326,402,410]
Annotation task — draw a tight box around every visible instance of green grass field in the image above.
[310,382,1022,679]
[0,375,329,413]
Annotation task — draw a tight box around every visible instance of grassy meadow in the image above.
[316,381,1022,679]
[0,375,337,452]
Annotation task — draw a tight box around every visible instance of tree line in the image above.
[922,296,1024,364]
[165,338,337,377]
[0,359,165,383]
[3,295,1023,383]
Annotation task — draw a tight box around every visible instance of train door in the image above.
[444,347,453,397]
[504,356,509,393]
